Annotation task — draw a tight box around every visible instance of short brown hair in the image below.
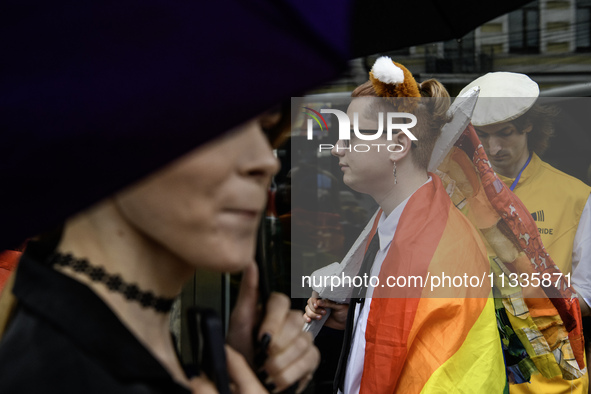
[513,103,558,156]
[351,79,450,169]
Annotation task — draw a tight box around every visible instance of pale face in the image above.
[331,98,395,197]
[115,117,279,273]
[474,121,531,178]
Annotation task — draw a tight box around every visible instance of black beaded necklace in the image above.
[49,252,175,313]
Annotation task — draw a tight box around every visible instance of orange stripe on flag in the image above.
[360,176,493,393]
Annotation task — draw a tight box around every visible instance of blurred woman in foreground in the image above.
[0,114,319,393]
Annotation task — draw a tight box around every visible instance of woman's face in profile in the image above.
[115,116,279,272]
[332,98,393,195]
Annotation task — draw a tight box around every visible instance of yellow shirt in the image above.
[501,153,591,394]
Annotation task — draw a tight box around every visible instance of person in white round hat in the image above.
[460,72,591,394]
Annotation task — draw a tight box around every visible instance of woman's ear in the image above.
[388,132,413,162]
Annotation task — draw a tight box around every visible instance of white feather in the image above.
[371,56,404,84]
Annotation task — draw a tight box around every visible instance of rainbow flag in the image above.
[359,175,506,393]
[436,125,585,384]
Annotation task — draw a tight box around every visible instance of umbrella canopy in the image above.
[350,0,533,57]
[1,0,533,249]
[0,0,352,249]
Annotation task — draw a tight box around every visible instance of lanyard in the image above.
[509,153,532,191]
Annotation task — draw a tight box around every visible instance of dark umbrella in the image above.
[0,0,352,249]
[1,0,532,249]
[350,0,531,57]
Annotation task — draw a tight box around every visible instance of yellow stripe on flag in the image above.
[419,297,506,393]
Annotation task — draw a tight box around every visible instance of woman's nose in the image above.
[331,140,346,157]
[244,129,280,181]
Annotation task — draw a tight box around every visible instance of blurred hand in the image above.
[227,262,261,364]
[188,346,267,394]
[188,375,218,394]
[227,262,319,393]
[303,291,349,330]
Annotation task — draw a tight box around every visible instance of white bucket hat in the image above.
[458,72,539,126]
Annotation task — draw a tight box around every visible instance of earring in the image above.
[393,162,397,185]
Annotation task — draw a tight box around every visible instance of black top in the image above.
[0,238,191,394]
